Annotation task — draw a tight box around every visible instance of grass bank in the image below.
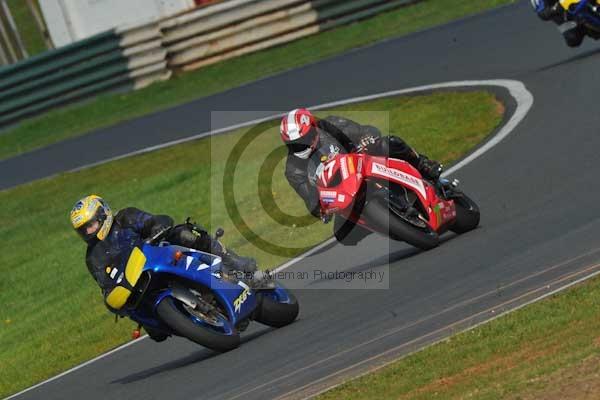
[6,0,47,57]
[0,0,515,161]
[0,90,503,397]
[317,273,600,400]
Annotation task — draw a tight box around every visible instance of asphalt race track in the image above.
[8,1,600,399]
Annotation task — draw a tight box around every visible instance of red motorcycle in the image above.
[316,153,480,250]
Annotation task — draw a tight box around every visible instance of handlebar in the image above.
[145,226,172,245]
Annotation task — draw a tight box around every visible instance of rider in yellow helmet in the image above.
[70,195,260,341]
[533,0,586,47]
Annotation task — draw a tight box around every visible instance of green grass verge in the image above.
[0,0,515,161]
[6,0,47,57]
[0,90,503,398]
[316,281,600,399]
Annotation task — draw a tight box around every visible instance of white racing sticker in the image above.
[185,256,193,270]
[341,158,349,179]
[196,263,210,271]
[371,162,427,199]
[320,190,337,203]
[317,160,336,185]
[234,281,252,313]
[320,190,337,198]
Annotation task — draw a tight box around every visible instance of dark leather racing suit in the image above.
[85,207,256,341]
[86,207,256,296]
[285,116,440,246]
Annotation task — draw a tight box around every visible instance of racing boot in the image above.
[221,250,275,289]
[538,2,562,21]
[220,248,257,274]
[381,136,442,181]
[561,23,585,47]
[417,155,443,182]
[144,325,169,342]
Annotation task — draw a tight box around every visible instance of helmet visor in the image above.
[76,208,106,241]
[287,127,318,157]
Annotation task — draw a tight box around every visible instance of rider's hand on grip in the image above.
[321,212,332,224]
[355,135,379,154]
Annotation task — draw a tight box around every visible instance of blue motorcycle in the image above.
[104,228,299,352]
[532,0,600,47]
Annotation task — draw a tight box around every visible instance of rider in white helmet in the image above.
[280,108,442,246]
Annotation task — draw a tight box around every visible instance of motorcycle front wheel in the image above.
[157,297,240,352]
[362,197,439,250]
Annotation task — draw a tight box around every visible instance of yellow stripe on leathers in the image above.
[125,247,146,286]
[106,287,131,310]
[105,248,147,310]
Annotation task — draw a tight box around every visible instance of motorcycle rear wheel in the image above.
[363,197,439,250]
[254,290,299,328]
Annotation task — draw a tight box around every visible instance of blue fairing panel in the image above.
[141,244,258,324]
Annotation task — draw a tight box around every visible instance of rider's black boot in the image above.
[219,248,273,288]
[539,2,562,21]
[417,155,443,182]
[144,325,168,342]
[220,249,257,274]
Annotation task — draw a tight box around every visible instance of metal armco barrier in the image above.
[162,0,419,71]
[0,0,419,128]
[0,22,169,127]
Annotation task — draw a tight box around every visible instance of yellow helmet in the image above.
[70,195,113,242]
[559,0,582,10]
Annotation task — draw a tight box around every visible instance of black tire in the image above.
[535,0,551,21]
[156,297,240,352]
[362,197,439,250]
[254,290,299,328]
[563,26,585,47]
[450,193,480,234]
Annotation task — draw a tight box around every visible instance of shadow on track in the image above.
[537,47,600,72]
[111,328,274,385]
[307,233,460,286]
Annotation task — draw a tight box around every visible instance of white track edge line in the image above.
[306,269,600,400]
[4,79,532,400]
[68,79,529,173]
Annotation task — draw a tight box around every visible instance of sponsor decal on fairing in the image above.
[234,281,252,313]
[371,163,427,199]
[341,157,349,179]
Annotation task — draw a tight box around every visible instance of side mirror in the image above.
[215,228,224,239]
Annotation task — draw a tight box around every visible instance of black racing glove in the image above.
[147,215,174,238]
[149,223,172,238]
[320,211,332,224]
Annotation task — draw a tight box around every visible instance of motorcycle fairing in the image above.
[141,244,258,325]
[318,154,457,232]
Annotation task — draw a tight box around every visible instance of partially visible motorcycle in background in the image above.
[531,0,600,47]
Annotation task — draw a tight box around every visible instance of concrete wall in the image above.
[39,0,195,47]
